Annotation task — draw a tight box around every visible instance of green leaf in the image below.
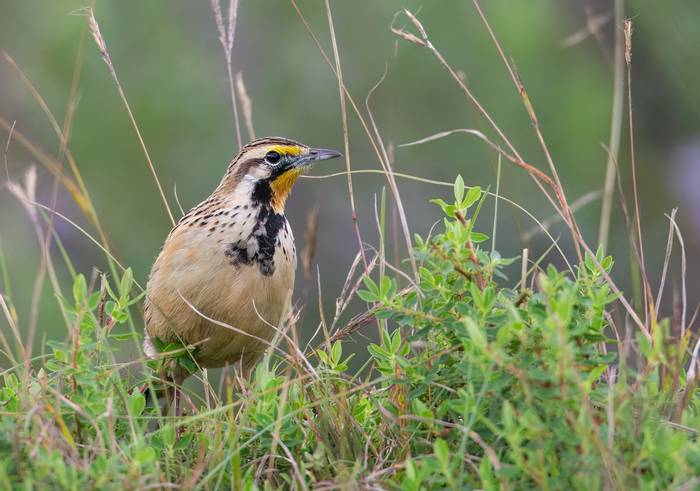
[161,425,176,447]
[601,255,614,272]
[362,276,379,295]
[173,432,193,451]
[390,329,402,353]
[368,344,390,361]
[433,438,450,470]
[111,310,128,323]
[585,364,608,389]
[87,291,101,311]
[502,400,516,433]
[179,356,198,375]
[412,399,433,419]
[119,268,134,298]
[129,392,146,416]
[471,232,489,243]
[430,198,449,210]
[357,290,378,303]
[380,276,392,298]
[463,186,482,209]
[405,457,417,481]
[134,446,156,465]
[381,328,392,349]
[454,175,465,203]
[109,332,141,341]
[73,274,87,305]
[3,373,19,390]
[331,341,342,365]
[317,350,330,365]
[585,250,595,273]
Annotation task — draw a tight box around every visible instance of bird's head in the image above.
[219,137,341,213]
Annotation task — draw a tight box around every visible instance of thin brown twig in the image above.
[454,211,486,288]
[430,241,474,283]
[470,1,583,263]
[6,168,69,360]
[0,291,20,367]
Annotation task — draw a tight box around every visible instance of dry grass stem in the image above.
[306,168,574,271]
[291,0,419,283]
[301,206,320,281]
[656,208,677,315]
[6,168,70,331]
[211,0,242,149]
[665,212,687,337]
[323,0,370,276]
[393,8,649,337]
[364,64,419,282]
[392,10,569,237]
[470,1,583,263]
[623,19,652,328]
[235,71,256,140]
[86,8,175,226]
[523,190,603,241]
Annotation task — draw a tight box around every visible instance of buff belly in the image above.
[144,221,296,373]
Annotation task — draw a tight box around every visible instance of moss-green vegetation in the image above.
[1,179,698,490]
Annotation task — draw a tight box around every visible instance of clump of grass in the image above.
[1,179,699,489]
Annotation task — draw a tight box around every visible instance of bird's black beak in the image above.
[295,148,342,168]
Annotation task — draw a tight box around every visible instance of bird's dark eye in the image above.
[265,151,281,165]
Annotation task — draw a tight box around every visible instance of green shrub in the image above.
[1,177,699,489]
[358,180,700,489]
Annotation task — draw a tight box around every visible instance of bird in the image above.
[143,136,341,416]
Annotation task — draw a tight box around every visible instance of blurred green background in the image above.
[1,0,699,354]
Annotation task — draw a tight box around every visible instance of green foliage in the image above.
[1,180,699,489]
